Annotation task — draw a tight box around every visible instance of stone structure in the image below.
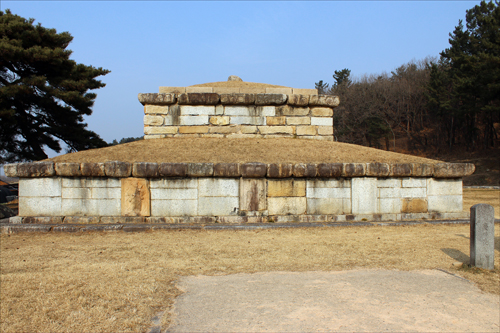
[470,204,495,269]
[139,80,338,141]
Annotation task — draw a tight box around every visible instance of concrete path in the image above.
[165,269,500,332]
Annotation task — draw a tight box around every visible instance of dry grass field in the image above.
[463,188,500,218]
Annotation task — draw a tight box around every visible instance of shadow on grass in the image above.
[441,248,470,264]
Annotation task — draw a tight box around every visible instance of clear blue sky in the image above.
[1,0,481,157]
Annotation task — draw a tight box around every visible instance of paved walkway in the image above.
[163,269,500,332]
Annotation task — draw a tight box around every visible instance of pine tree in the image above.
[0,10,110,162]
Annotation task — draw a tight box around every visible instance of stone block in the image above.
[317,126,334,135]
[144,115,164,126]
[470,204,495,270]
[292,88,318,95]
[310,107,333,117]
[351,177,378,214]
[158,163,188,177]
[214,163,241,177]
[104,161,132,178]
[55,163,81,177]
[316,163,342,178]
[213,87,241,94]
[150,178,197,189]
[276,105,309,116]
[311,117,332,126]
[268,197,306,215]
[215,105,224,115]
[266,116,286,125]
[226,133,263,139]
[19,178,62,197]
[199,178,239,197]
[411,163,434,177]
[378,198,402,214]
[209,116,230,125]
[296,126,317,136]
[390,163,412,177]
[241,163,267,178]
[16,162,55,177]
[186,87,213,93]
[151,199,197,216]
[433,163,475,178]
[378,187,401,198]
[427,178,462,196]
[187,163,214,177]
[307,198,346,215]
[144,126,179,135]
[179,126,209,134]
[121,178,150,217]
[159,87,186,94]
[287,94,309,106]
[286,117,310,125]
[306,179,350,189]
[307,187,351,199]
[62,187,91,199]
[268,179,305,197]
[255,94,287,105]
[267,163,293,178]
[198,197,240,216]
[150,187,197,200]
[178,93,219,105]
[402,198,428,213]
[241,88,266,94]
[3,164,17,177]
[138,93,176,105]
[240,179,267,211]
[402,178,426,188]
[366,163,390,177]
[265,87,293,94]
[19,196,61,216]
[220,93,255,105]
[209,125,240,134]
[256,106,276,116]
[342,163,365,177]
[231,116,265,126]
[293,164,317,177]
[428,195,462,212]
[180,105,216,116]
[92,187,121,199]
[63,216,100,224]
[400,187,426,198]
[178,115,209,126]
[309,95,340,107]
[377,178,401,188]
[144,134,165,139]
[22,216,63,224]
[144,105,170,114]
[132,162,159,177]
[258,126,294,135]
[88,178,121,188]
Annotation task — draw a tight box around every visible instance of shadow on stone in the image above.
[441,248,470,264]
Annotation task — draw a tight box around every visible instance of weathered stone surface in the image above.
[187,163,214,177]
[144,105,169,114]
[186,87,213,93]
[411,163,434,177]
[198,197,239,216]
[255,94,287,105]
[276,105,309,116]
[292,88,318,95]
[310,107,333,117]
[3,164,17,177]
[132,162,159,178]
[309,95,340,107]
[470,204,495,270]
[390,164,412,177]
[402,198,428,213]
[138,93,176,105]
[55,163,81,177]
[286,117,310,125]
[241,163,267,177]
[121,178,150,217]
[258,126,294,135]
[228,75,243,81]
[366,163,390,177]
[230,116,265,126]
[296,126,317,136]
[220,93,255,105]
[16,162,55,177]
[180,105,216,116]
[266,116,286,125]
[209,116,230,125]
[342,163,366,177]
[307,198,348,215]
[268,179,305,197]
[240,178,267,211]
[433,163,475,178]
[22,216,63,224]
[159,86,186,94]
[267,163,293,178]
[317,163,342,178]
[178,93,219,105]
[144,126,179,135]
[427,178,462,196]
[428,195,462,213]
[266,87,293,94]
[214,163,241,177]
[351,177,378,214]
[268,197,306,215]
[178,126,209,134]
[287,94,309,106]
[104,161,132,177]
[209,125,240,134]
[63,216,100,224]
[144,115,164,126]
[311,117,332,126]
[81,163,106,177]
[293,164,317,177]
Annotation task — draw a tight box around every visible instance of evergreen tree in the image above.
[333,68,351,87]
[314,80,329,95]
[0,10,110,162]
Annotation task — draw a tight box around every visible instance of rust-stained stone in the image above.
[309,95,340,107]
[104,161,132,177]
[366,163,390,177]
[255,94,287,105]
[158,163,188,177]
[220,93,255,105]
[3,164,17,177]
[187,163,214,177]
[22,216,63,224]
[16,162,55,177]
[63,216,100,224]
[132,162,159,178]
[317,163,342,178]
[178,93,219,105]
[287,94,310,106]
[402,198,428,213]
[240,179,267,211]
[55,163,81,177]
[293,163,317,177]
[411,163,434,177]
[267,163,293,178]
[81,163,106,177]
[433,163,475,178]
[390,163,412,177]
[214,163,241,177]
[138,93,176,105]
[241,163,267,177]
[121,178,151,217]
[342,163,366,177]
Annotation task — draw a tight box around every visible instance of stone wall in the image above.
[139,89,339,141]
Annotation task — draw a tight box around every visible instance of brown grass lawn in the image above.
[1,224,499,333]
[463,188,500,218]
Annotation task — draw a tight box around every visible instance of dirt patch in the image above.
[46,138,442,164]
